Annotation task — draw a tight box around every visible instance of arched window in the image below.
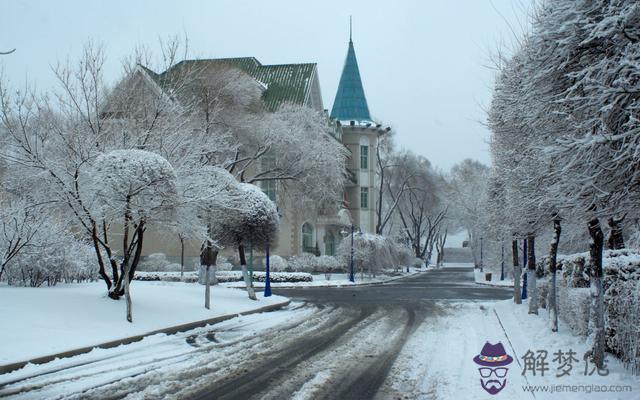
[302,222,314,252]
[325,232,335,256]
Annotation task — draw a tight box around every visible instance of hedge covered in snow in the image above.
[134,270,312,283]
[537,249,640,373]
[283,254,345,274]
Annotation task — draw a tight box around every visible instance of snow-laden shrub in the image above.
[412,257,424,268]
[211,271,312,283]
[251,271,312,283]
[268,255,288,272]
[557,286,591,337]
[138,253,172,272]
[601,251,640,373]
[315,255,343,272]
[135,271,198,283]
[315,255,344,279]
[136,270,311,284]
[287,253,316,273]
[5,228,97,287]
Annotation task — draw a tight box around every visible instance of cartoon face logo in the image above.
[473,342,513,395]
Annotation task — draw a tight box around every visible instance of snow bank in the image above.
[0,281,287,365]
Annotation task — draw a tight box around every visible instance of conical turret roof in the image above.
[330,38,372,122]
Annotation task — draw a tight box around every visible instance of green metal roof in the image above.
[159,57,317,112]
[330,40,372,122]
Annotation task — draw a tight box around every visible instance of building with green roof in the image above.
[105,35,390,259]
[159,57,324,113]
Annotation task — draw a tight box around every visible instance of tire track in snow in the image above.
[188,305,377,400]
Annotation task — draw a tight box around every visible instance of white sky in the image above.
[0,0,532,171]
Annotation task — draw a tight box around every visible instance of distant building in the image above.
[330,33,389,235]
[105,32,391,264]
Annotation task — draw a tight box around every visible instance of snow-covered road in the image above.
[5,265,632,400]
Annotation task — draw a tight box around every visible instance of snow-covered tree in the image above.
[0,200,42,282]
[448,159,489,266]
[209,182,279,300]
[485,0,640,365]
[390,151,447,261]
[176,165,244,308]
[85,149,178,322]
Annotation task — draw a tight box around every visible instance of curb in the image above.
[0,299,291,376]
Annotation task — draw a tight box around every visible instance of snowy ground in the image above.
[220,266,425,288]
[378,299,638,400]
[474,267,514,287]
[0,281,287,366]
[0,302,316,399]
[1,264,635,400]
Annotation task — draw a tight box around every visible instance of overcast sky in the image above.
[0,0,531,172]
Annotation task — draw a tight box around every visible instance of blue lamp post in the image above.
[500,241,505,281]
[349,225,355,282]
[480,237,484,272]
[264,244,272,297]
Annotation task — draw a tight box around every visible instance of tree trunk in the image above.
[128,225,144,283]
[549,218,561,332]
[588,217,606,368]
[205,265,211,309]
[90,222,112,291]
[124,263,133,323]
[527,235,538,315]
[512,239,522,304]
[238,245,257,300]
[606,217,625,250]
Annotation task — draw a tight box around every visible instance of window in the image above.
[360,187,369,209]
[261,180,276,202]
[302,222,314,251]
[325,232,335,256]
[360,145,369,169]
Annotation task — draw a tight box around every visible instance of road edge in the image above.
[0,298,291,376]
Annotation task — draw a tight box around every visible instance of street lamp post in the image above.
[264,244,272,297]
[480,237,484,272]
[500,240,505,281]
[349,224,355,282]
